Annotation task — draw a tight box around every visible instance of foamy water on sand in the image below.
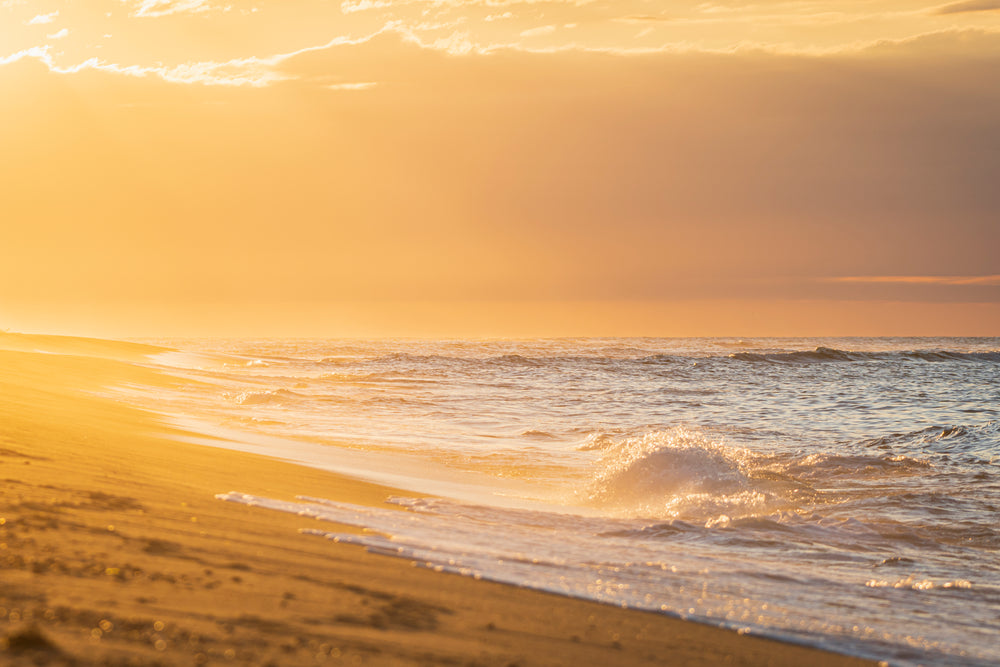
[127,338,1000,666]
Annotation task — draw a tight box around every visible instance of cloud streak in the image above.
[828,276,1000,286]
[126,0,215,18]
[935,0,1000,15]
[0,47,289,86]
[5,24,1000,94]
[27,11,58,24]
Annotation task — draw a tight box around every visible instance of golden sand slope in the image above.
[0,334,877,666]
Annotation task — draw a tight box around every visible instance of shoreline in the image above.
[0,334,878,666]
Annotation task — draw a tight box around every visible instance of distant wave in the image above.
[728,347,1000,364]
[520,429,558,439]
[729,347,862,363]
[638,354,687,364]
[225,388,304,406]
[860,421,1000,461]
[488,353,545,367]
[353,352,583,369]
[319,371,439,385]
[306,347,1000,371]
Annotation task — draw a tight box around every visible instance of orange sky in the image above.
[2,0,999,337]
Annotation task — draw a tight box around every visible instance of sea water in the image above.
[125,338,999,666]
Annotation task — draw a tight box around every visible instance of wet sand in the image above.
[0,333,877,666]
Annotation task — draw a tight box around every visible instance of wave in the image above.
[364,352,561,367]
[775,452,932,480]
[312,347,1000,370]
[607,511,886,545]
[224,388,304,406]
[520,429,558,439]
[319,371,440,385]
[574,425,998,523]
[860,422,1000,461]
[577,431,626,451]
[579,428,799,521]
[638,354,688,364]
[489,353,544,367]
[729,347,863,363]
[728,347,1000,364]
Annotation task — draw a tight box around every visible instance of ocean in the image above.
[120,337,999,666]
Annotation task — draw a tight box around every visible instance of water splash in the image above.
[579,428,792,521]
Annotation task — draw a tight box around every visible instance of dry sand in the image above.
[0,333,877,666]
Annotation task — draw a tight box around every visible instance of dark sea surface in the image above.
[127,337,1000,666]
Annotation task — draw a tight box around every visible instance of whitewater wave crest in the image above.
[579,428,797,521]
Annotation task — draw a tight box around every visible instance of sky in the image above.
[2,0,999,337]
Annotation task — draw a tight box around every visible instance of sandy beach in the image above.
[0,333,877,666]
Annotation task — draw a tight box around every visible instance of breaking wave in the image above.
[579,428,799,520]
[573,426,996,524]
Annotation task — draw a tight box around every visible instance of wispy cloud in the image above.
[616,15,671,23]
[326,82,378,90]
[0,47,288,86]
[5,21,1000,93]
[0,28,411,87]
[126,0,214,18]
[0,46,50,66]
[341,0,392,13]
[935,0,1000,15]
[27,11,58,24]
[826,275,1000,286]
